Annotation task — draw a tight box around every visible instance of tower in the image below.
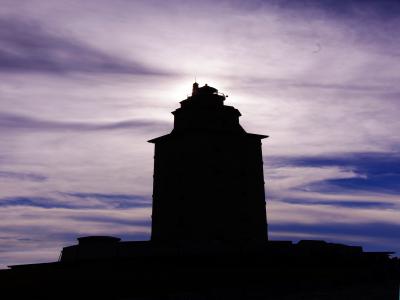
[149,83,268,245]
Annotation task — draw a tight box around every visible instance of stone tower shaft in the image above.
[149,83,268,244]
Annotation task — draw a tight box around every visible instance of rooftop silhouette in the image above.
[0,83,399,299]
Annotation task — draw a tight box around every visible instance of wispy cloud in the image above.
[0,197,73,209]
[65,193,152,208]
[0,205,151,268]
[281,199,395,209]
[270,222,400,245]
[0,112,169,132]
[0,193,152,210]
[0,171,47,182]
[263,150,400,253]
[267,152,400,194]
[268,221,400,254]
[0,17,170,75]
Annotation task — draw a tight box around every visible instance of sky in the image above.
[0,0,399,268]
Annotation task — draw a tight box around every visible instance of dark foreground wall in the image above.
[1,240,399,299]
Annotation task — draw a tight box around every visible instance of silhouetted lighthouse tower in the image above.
[149,83,268,244]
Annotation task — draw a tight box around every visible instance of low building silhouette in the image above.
[0,83,399,299]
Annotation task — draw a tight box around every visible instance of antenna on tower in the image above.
[192,76,199,96]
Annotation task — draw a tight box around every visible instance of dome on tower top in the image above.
[198,84,218,95]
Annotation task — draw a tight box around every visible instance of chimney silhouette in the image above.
[149,83,268,245]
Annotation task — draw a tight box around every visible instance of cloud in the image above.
[0,205,151,268]
[0,171,47,182]
[268,152,400,170]
[0,197,73,209]
[262,150,400,255]
[0,17,170,75]
[267,199,400,228]
[0,193,152,210]
[286,81,391,92]
[270,221,400,244]
[0,112,169,132]
[268,221,400,255]
[267,152,400,194]
[264,0,400,18]
[65,193,152,208]
[70,215,150,227]
[281,199,395,209]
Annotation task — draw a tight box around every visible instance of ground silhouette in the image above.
[0,83,399,299]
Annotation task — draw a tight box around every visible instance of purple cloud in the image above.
[0,112,169,132]
[0,17,170,75]
[0,171,47,182]
[0,197,73,209]
[269,221,400,252]
[65,193,152,208]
